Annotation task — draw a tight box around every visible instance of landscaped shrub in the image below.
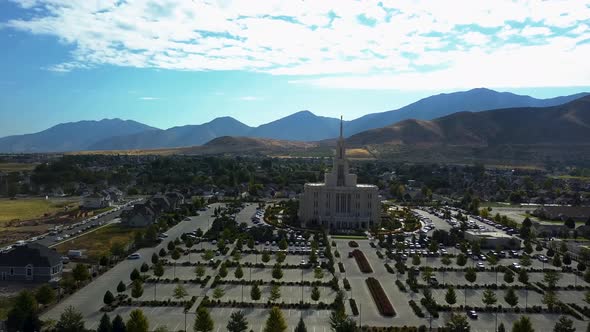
[384,263,394,274]
[409,300,424,318]
[338,262,346,273]
[343,278,351,290]
[366,277,395,316]
[395,280,407,292]
[349,299,359,315]
[352,250,373,273]
[348,241,359,248]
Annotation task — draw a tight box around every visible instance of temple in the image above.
[298,117,380,230]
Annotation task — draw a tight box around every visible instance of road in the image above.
[42,203,223,323]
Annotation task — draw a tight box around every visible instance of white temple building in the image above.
[299,117,380,230]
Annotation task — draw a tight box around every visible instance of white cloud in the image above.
[139,97,160,101]
[4,0,590,89]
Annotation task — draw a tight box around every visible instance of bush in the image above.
[338,262,345,273]
[348,241,359,248]
[343,278,351,290]
[395,280,407,292]
[352,250,373,273]
[409,300,425,317]
[366,277,396,316]
[349,298,359,315]
[384,263,394,274]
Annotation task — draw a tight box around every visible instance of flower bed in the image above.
[352,250,373,273]
[366,277,395,316]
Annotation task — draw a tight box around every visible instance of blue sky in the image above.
[1,0,589,136]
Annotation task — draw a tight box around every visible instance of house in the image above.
[120,203,156,228]
[82,192,111,209]
[465,231,521,250]
[533,206,590,222]
[165,191,185,210]
[107,187,124,203]
[151,194,172,213]
[0,243,62,282]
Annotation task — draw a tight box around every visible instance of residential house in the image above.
[533,206,590,222]
[81,192,111,209]
[0,243,62,282]
[120,203,157,228]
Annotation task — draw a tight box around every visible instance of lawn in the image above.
[0,198,79,225]
[54,223,138,261]
[0,162,39,172]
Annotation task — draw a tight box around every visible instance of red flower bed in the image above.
[366,277,396,316]
[352,249,373,273]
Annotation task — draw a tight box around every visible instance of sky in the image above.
[1,0,590,136]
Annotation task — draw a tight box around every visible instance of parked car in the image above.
[467,310,478,319]
[127,253,141,260]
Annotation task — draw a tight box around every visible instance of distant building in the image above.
[121,203,157,228]
[465,231,521,250]
[533,206,590,222]
[81,192,111,209]
[299,118,380,230]
[0,243,62,282]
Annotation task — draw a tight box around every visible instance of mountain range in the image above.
[0,88,588,153]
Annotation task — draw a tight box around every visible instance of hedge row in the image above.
[395,280,407,292]
[338,262,346,273]
[349,299,359,316]
[366,277,395,316]
[408,300,424,318]
[343,278,351,290]
[384,263,394,274]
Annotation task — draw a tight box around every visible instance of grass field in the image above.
[0,198,79,225]
[0,162,39,172]
[54,223,138,261]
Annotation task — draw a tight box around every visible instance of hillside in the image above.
[0,119,157,153]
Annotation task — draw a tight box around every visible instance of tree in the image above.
[140,262,149,273]
[295,317,307,332]
[445,286,457,305]
[72,263,90,284]
[213,287,225,300]
[173,284,188,300]
[127,309,149,332]
[309,249,318,265]
[563,253,572,266]
[279,238,288,250]
[235,264,244,279]
[100,255,110,267]
[195,265,206,278]
[518,270,529,284]
[6,290,41,332]
[262,251,271,263]
[227,310,248,332]
[112,315,127,332]
[117,281,126,293]
[544,270,561,289]
[504,287,518,308]
[131,279,144,299]
[171,249,181,278]
[465,267,477,284]
[55,305,85,332]
[498,323,506,332]
[35,284,56,306]
[554,315,575,332]
[543,290,558,310]
[97,313,112,332]
[251,283,262,301]
[482,289,497,307]
[159,248,167,257]
[314,266,324,279]
[130,268,141,282]
[219,263,228,278]
[272,263,283,280]
[276,251,286,263]
[269,285,281,302]
[154,262,164,280]
[444,313,470,332]
[565,217,576,229]
[456,253,467,266]
[504,270,515,284]
[247,237,255,249]
[151,253,159,264]
[311,286,321,302]
[512,316,534,332]
[421,267,434,284]
[520,255,532,267]
[547,247,555,257]
[553,254,562,267]
[412,254,421,266]
[167,241,176,251]
[194,307,214,332]
[104,290,115,305]
[263,306,287,332]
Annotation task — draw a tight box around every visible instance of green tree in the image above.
[213,286,225,300]
[117,281,126,293]
[456,253,467,266]
[35,284,56,306]
[235,264,244,279]
[504,287,518,308]
[251,283,262,301]
[444,313,470,332]
[482,289,497,307]
[314,266,324,279]
[171,249,181,278]
[445,286,457,305]
[543,290,558,310]
[72,263,90,284]
[563,253,572,266]
[173,284,188,300]
[104,290,115,305]
[6,290,41,332]
[520,255,532,267]
[553,254,562,267]
[269,284,281,302]
[194,307,214,332]
[262,251,271,263]
[195,265,206,278]
[554,315,575,332]
[227,310,248,332]
[512,316,534,332]
[544,270,561,289]
[412,254,421,266]
[272,263,283,280]
[151,253,159,264]
[309,249,318,265]
[130,268,140,282]
[219,263,228,278]
[126,309,149,332]
[131,279,144,299]
[55,305,85,332]
[159,248,167,257]
[247,237,255,249]
[504,270,514,284]
[279,238,288,250]
[112,315,126,332]
[518,270,529,284]
[311,286,321,302]
[276,251,286,263]
[263,306,287,332]
[140,262,149,273]
[465,267,477,283]
[295,317,307,332]
[97,313,112,332]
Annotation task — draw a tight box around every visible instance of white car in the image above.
[127,253,141,260]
